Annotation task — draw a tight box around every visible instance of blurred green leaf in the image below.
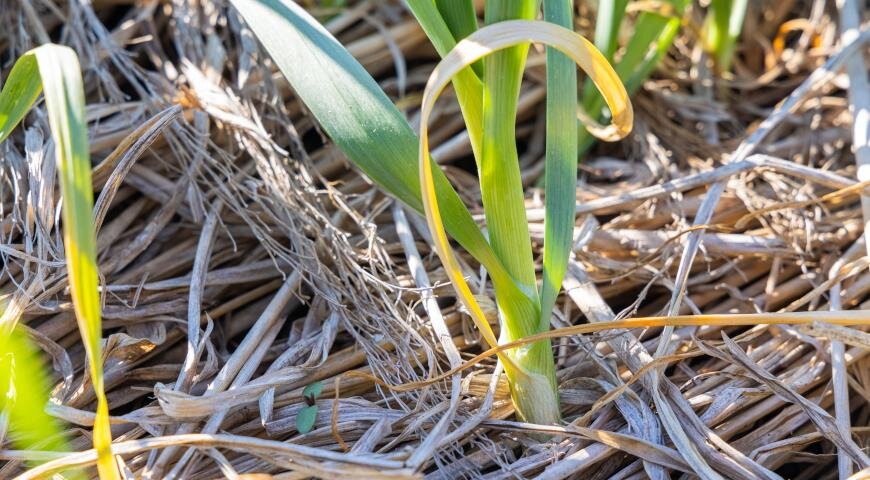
[0,327,69,456]
[704,0,749,72]
[592,0,629,61]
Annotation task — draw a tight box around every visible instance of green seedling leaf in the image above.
[302,380,323,402]
[298,381,323,433]
[296,404,319,434]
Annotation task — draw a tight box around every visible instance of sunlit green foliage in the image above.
[0,44,118,479]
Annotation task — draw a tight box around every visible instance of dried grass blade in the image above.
[719,333,870,468]
[837,0,870,475]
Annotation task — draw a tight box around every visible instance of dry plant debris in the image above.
[1,0,870,478]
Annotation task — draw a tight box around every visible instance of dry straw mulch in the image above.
[2,0,870,478]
